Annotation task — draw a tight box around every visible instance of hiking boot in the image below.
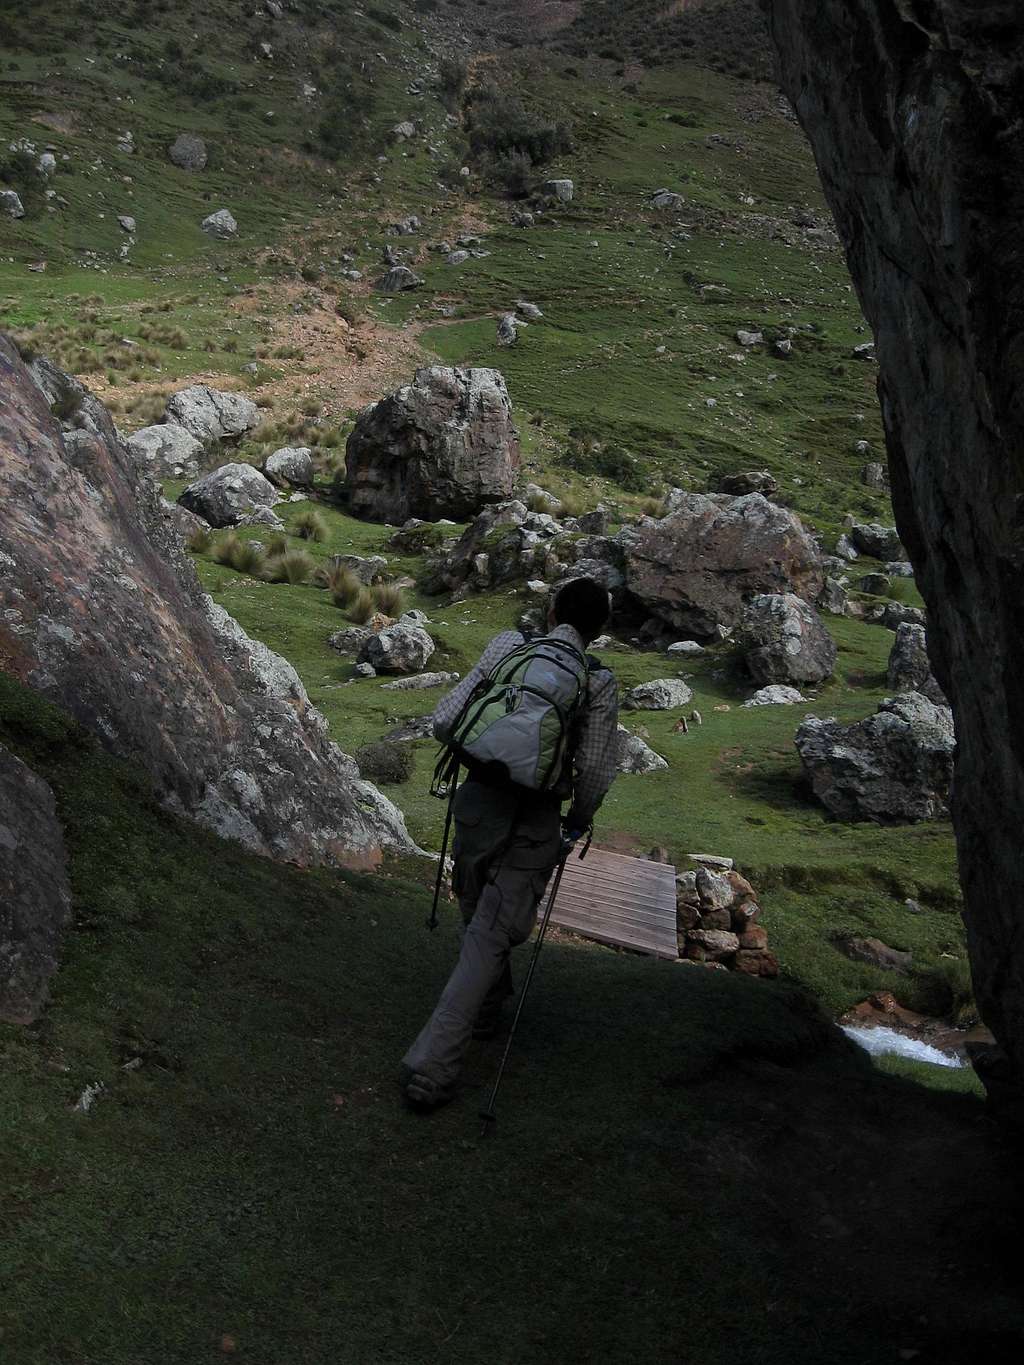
[402,1070,455,1112]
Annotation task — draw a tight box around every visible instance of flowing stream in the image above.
[841,1024,965,1069]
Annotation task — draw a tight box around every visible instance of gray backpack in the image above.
[444,636,590,791]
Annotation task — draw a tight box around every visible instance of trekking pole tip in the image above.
[478,1109,496,1138]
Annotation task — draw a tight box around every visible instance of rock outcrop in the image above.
[0,744,72,1024]
[738,592,837,686]
[0,336,414,872]
[345,367,520,523]
[165,386,260,444]
[765,0,1024,1116]
[795,693,955,824]
[622,493,824,639]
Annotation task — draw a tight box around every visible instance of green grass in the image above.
[5,673,1018,1365]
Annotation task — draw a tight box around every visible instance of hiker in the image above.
[401,576,620,1111]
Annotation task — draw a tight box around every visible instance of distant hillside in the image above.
[557,0,773,80]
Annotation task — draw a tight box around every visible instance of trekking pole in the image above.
[427,786,456,932]
[478,833,584,1138]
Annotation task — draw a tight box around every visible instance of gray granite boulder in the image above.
[169,133,208,170]
[345,367,520,522]
[125,423,204,480]
[623,493,825,639]
[615,726,668,774]
[738,592,837,685]
[201,208,237,238]
[264,445,314,487]
[795,693,955,822]
[357,623,435,675]
[165,385,260,444]
[887,622,947,704]
[178,463,279,528]
[623,678,694,710]
[851,521,905,560]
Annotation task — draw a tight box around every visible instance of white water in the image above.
[841,1024,965,1069]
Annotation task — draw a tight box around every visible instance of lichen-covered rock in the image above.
[795,693,955,823]
[1,189,25,218]
[201,208,237,238]
[714,469,778,496]
[0,336,415,872]
[615,726,668,774]
[125,423,204,480]
[542,178,574,202]
[738,592,837,686]
[376,265,422,293]
[328,554,389,585]
[623,678,693,710]
[168,133,207,170]
[887,623,946,704]
[357,623,435,675]
[328,626,374,654]
[345,367,520,523]
[264,445,314,487]
[622,493,825,639]
[178,463,280,528]
[0,744,72,1024]
[165,385,260,444]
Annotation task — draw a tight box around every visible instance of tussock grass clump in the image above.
[353,741,414,786]
[264,549,315,585]
[557,490,586,519]
[265,534,288,558]
[188,526,213,554]
[212,533,265,576]
[347,587,375,624]
[317,564,361,607]
[372,582,404,617]
[293,507,328,542]
[639,496,664,519]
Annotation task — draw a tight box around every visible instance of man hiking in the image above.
[400,576,620,1111]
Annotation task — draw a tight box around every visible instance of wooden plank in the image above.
[544,848,678,960]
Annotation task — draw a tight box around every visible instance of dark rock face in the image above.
[622,493,825,639]
[765,0,1024,1114]
[795,694,955,824]
[0,336,413,872]
[344,367,520,523]
[0,745,72,1024]
[738,592,837,685]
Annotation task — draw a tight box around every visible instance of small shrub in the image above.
[354,741,414,786]
[212,533,265,576]
[347,587,375,624]
[293,507,328,542]
[188,526,213,554]
[372,582,404,617]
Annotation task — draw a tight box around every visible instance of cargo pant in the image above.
[402,780,562,1090]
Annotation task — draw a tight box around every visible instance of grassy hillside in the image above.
[5,674,1021,1365]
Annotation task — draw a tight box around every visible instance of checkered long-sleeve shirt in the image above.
[432,625,620,830]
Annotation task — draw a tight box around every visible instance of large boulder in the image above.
[766,0,1024,1115]
[623,679,693,710]
[795,693,955,823]
[164,385,260,445]
[168,133,208,170]
[623,493,825,639]
[0,744,72,1024]
[615,726,668,774]
[738,592,837,685]
[201,208,237,238]
[264,445,314,487]
[344,367,520,523]
[125,423,204,480]
[0,336,414,872]
[851,521,905,561]
[178,463,280,528]
[1,190,25,218]
[357,624,435,675]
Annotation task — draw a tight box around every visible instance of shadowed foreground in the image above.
[2,676,1021,1364]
